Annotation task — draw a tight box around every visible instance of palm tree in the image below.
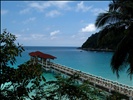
[95,0,133,78]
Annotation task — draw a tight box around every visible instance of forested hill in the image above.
[81,31,125,52]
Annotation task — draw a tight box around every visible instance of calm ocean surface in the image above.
[14,46,133,87]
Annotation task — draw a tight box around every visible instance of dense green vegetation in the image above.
[0,29,46,99]
[82,33,99,49]
[82,29,125,51]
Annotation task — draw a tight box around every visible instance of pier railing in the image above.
[40,61,133,98]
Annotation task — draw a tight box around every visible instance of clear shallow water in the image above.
[13,46,133,87]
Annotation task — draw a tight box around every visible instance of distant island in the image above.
[80,30,125,52]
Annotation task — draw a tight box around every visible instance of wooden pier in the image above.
[29,51,133,100]
[47,62,133,98]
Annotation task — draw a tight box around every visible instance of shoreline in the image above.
[77,47,114,52]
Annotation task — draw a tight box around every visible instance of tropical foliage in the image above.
[81,31,125,51]
[0,30,46,99]
[45,73,107,100]
[106,92,128,100]
[82,33,99,49]
[95,0,133,78]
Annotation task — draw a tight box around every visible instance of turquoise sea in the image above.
[14,46,133,87]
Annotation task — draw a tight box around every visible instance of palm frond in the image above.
[127,50,133,79]
[109,0,120,12]
[126,27,133,79]
[111,35,132,78]
[95,0,133,78]
[95,11,123,28]
[109,0,133,18]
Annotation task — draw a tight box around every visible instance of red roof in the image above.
[29,51,56,59]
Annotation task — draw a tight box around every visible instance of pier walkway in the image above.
[42,62,133,99]
[29,51,133,99]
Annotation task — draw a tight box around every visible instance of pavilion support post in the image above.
[33,57,35,64]
[48,59,50,67]
[46,59,47,67]
[35,56,38,64]
[42,58,43,67]
[30,56,32,61]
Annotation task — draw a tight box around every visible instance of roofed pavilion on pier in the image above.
[29,51,56,69]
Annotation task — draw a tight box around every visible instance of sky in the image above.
[1,1,110,47]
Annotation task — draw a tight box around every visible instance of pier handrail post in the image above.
[129,96,133,100]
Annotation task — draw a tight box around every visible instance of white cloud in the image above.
[29,2,47,11]
[50,30,60,36]
[49,1,71,10]
[28,17,36,21]
[14,34,22,39]
[81,24,96,33]
[91,8,106,15]
[45,10,61,17]
[80,36,86,40]
[29,2,54,11]
[71,35,76,38]
[15,33,46,41]
[76,1,92,12]
[28,1,71,12]
[19,1,71,17]
[21,28,30,32]
[19,8,30,14]
[50,36,57,40]
[1,10,8,15]
[31,34,46,39]
[23,17,36,24]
